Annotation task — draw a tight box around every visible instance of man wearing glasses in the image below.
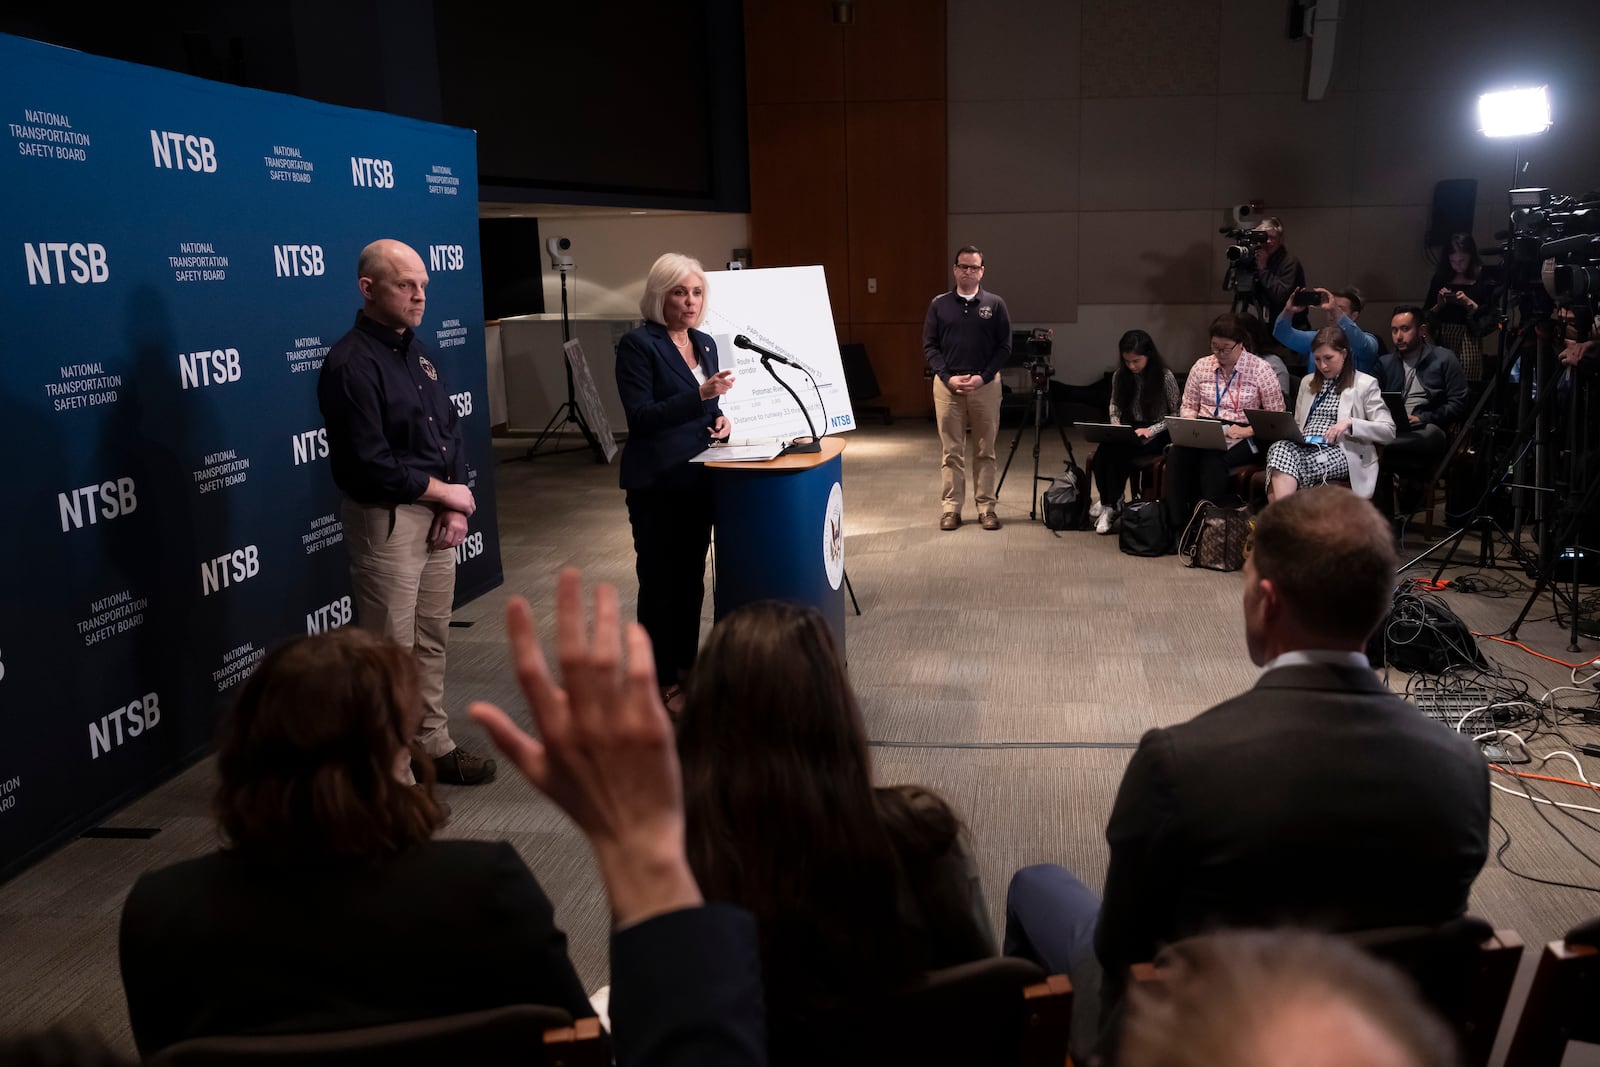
[1162,313,1285,536]
[923,245,1012,531]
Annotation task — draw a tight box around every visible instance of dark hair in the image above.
[1444,232,1482,278]
[1332,286,1364,314]
[1120,929,1457,1067]
[1309,326,1356,393]
[1208,312,1252,348]
[954,244,983,265]
[1113,330,1173,423]
[678,601,914,1007]
[214,628,442,858]
[1251,486,1397,645]
[1391,305,1425,328]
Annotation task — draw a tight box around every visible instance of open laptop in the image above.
[1078,422,1140,445]
[1164,416,1232,451]
[1382,391,1412,428]
[1244,408,1305,444]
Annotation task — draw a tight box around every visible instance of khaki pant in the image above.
[934,376,1002,514]
[342,500,456,763]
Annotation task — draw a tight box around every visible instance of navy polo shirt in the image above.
[318,311,466,506]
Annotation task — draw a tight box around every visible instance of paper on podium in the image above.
[690,440,786,463]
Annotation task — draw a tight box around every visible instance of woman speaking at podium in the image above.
[616,253,735,711]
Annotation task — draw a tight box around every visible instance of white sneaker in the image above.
[1088,500,1104,519]
[1095,507,1114,535]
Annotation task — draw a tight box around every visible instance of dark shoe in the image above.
[431,746,496,785]
[979,511,1001,531]
[940,513,961,531]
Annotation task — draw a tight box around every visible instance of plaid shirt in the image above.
[1179,352,1284,423]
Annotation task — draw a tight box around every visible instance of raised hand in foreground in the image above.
[469,568,702,928]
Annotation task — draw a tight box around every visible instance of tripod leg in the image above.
[998,409,1027,496]
[1030,389,1046,520]
[526,402,574,456]
[844,570,861,617]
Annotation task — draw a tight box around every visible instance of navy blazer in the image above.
[616,322,724,491]
[1094,661,1489,1025]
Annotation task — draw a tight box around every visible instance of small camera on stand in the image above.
[1019,328,1054,390]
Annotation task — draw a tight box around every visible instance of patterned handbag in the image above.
[1178,501,1253,572]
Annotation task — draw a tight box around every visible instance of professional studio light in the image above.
[1478,86,1552,138]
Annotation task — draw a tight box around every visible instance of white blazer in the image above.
[1293,371,1396,498]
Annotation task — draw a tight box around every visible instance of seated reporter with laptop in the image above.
[1160,313,1285,536]
[1086,330,1181,535]
[1259,327,1395,501]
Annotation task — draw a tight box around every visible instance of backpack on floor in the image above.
[1042,460,1090,533]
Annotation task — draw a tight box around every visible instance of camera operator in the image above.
[924,245,1012,531]
[1551,304,1599,413]
[1372,306,1468,523]
[1273,286,1381,375]
[1251,217,1307,327]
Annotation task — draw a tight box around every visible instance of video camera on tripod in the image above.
[1503,188,1600,308]
[1219,226,1273,304]
[1018,328,1054,390]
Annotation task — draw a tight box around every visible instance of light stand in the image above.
[525,238,602,462]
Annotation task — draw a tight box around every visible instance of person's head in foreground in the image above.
[1243,485,1396,666]
[1119,929,1458,1067]
[676,599,911,997]
[215,627,444,858]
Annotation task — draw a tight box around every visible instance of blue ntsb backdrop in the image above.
[0,33,503,881]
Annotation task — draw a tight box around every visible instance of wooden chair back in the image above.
[1504,931,1600,1067]
[145,1004,607,1067]
[836,957,1072,1067]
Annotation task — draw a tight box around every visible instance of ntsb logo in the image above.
[274,244,324,277]
[59,478,137,532]
[150,130,217,172]
[90,693,161,759]
[351,156,394,188]
[306,595,352,635]
[454,530,485,565]
[429,244,464,271]
[201,545,260,596]
[449,391,473,418]
[179,347,241,389]
[292,427,328,465]
[24,242,108,285]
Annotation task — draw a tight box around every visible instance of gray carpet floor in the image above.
[4,422,1599,1064]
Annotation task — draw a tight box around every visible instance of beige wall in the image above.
[948,0,1600,384]
[536,213,750,320]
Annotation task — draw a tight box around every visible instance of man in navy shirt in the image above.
[924,245,1011,530]
[318,239,495,785]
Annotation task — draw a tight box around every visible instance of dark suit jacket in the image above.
[611,904,767,1067]
[119,840,593,1056]
[1375,342,1469,428]
[1094,660,1490,1012]
[616,322,724,491]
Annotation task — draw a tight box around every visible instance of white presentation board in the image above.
[700,266,855,441]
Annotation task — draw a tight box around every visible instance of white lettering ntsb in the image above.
[150,130,218,172]
[24,243,108,285]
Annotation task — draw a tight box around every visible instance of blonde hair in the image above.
[640,253,709,326]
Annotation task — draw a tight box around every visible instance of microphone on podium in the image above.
[732,334,822,455]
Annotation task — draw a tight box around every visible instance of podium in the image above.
[706,437,847,654]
